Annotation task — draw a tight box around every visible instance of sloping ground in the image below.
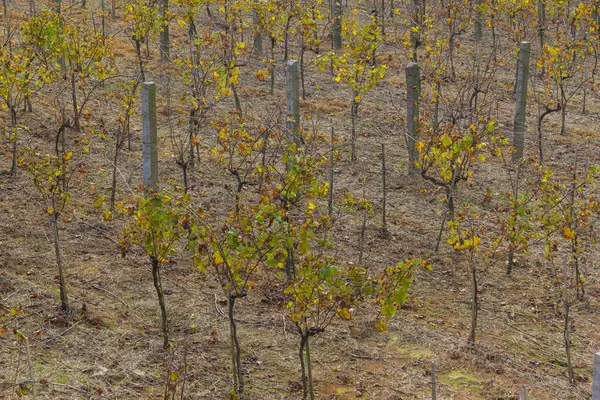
[1,1,600,399]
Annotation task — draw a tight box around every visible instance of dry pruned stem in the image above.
[24,336,36,400]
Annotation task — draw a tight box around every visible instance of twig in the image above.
[282,314,287,339]
[1,288,22,304]
[213,293,227,319]
[42,230,51,244]
[44,380,113,399]
[344,351,389,360]
[44,320,82,344]
[24,336,37,400]
[69,212,119,245]
[161,275,193,296]
[180,337,189,400]
[502,315,547,348]
[88,282,129,308]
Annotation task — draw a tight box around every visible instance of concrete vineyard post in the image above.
[511,42,531,164]
[537,0,546,49]
[520,385,526,400]
[253,8,263,56]
[286,60,302,146]
[431,361,437,400]
[593,352,600,399]
[409,0,419,60]
[406,61,420,176]
[473,0,483,117]
[142,82,158,190]
[381,143,387,234]
[160,0,169,61]
[538,0,546,50]
[593,1,600,35]
[328,127,334,216]
[474,0,483,42]
[101,0,105,41]
[332,0,342,50]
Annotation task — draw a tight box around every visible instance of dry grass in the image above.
[1,0,600,399]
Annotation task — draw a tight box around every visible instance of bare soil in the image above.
[1,1,600,399]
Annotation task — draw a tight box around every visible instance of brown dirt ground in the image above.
[1,1,600,399]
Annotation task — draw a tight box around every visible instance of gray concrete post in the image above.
[142,82,158,190]
[286,60,301,146]
[511,42,531,164]
[593,352,600,400]
[332,0,342,50]
[406,61,420,175]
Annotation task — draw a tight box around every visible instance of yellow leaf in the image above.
[562,226,575,240]
[103,209,113,222]
[441,135,452,148]
[290,312,301,323]
[337,308,351,320]
[212,251,224,265]
[94,195,105,208]
[375,318,388,332]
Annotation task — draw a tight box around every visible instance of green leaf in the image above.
[381,303,396,318]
